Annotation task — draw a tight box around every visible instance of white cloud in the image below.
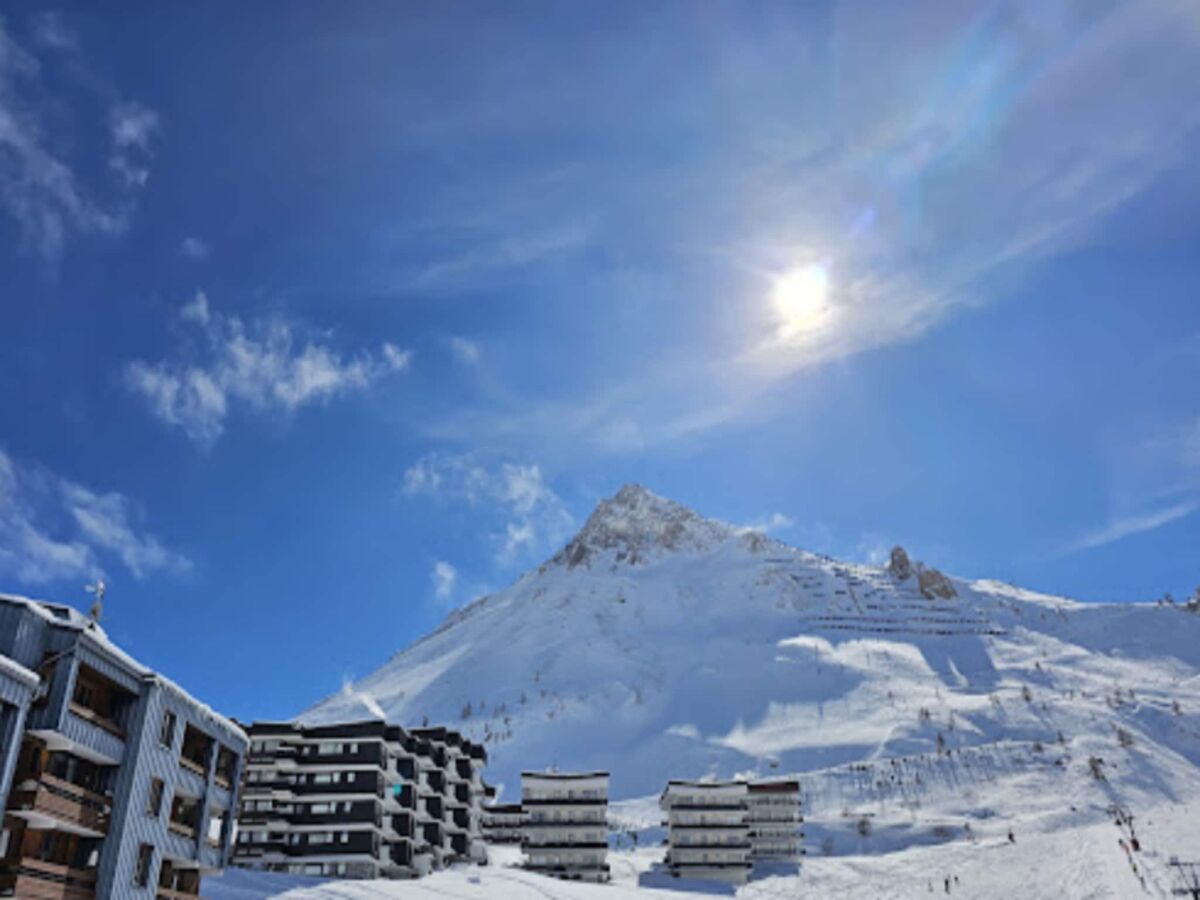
[179,290,211,325]
[59,482,190,579]
[0,21,134,261]
[740,512,795,535]
[124,294,410,446]
[431,560,458,601]
[30,12,77,51]
[402,453,574,565]
[108,101,159,187]
[449,336,481,366]
[180,237,209,260]
[0,448,188,584]
[1063,501,1199,555]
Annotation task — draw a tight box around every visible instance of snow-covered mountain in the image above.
[302,485,1200,847]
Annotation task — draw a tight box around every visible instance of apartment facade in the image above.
[234,720,488,880]
[480,803,525,844]
[0,655,37,817]
[0,593,248,900]
[747,779,803,861]
[660,780,751,885]
[521,771,609,882]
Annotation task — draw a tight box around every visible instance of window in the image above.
[207,809,226,848]
[133,844,154,887]
[146,778,164,817]
[160,711,177,748]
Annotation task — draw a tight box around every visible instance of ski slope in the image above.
[283,484,1200,897]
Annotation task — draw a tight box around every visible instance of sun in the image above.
[772,264,831,338]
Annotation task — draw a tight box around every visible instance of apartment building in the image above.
[0,655,37,818]
[747,779,803,860]
[660,780,751,885]
[521,771,609,882]
[480,803,525,844]
[234,720,488,880]
[0,593,248,900]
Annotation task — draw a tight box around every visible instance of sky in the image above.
[1,1,1199,724]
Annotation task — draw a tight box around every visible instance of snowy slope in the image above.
[298,485,1200,893]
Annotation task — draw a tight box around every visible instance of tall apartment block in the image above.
[520,771,609,882]
[0,593,247,900]
[480,803,525,844]
[660,780,751,885]
[234,720,488,880]
[747,779,803,860]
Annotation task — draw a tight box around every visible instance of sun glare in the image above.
[772,264,831,339]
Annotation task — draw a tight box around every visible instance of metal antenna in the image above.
[85,579,106,623]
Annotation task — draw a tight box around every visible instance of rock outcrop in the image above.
[887,546,913,581]
[917,564,957,600]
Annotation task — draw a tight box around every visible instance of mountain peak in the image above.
[552,484,737,568]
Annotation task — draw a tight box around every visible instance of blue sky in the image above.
[1,2,1199,722]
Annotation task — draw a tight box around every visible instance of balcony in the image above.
[168,794,201,840]
[9,773,111,836]
[0,857,97,900]
[66,664,133,744]
[157,859,201,898]
[179,724,214,778]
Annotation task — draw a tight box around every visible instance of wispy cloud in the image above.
[739,512,795,535]
[180,236,209,260]
[125,291,411,446]
[0,18,154,261]
[0,448,188,585]
[402,453,574,565]
[1063,501,1199,555]
[413,222,590,289]
[108,100,159,186]
[448,336,481,367]
[414,2,1200,458]
[431,560,457,601]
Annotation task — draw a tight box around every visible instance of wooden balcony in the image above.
[0,857,96,900]
[156,885,202,899]
[9,773,110,835]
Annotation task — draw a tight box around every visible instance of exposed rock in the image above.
[552,483,736,569]
[887,546,913,581]
[918,564,957,600]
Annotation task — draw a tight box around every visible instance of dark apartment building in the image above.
[233,720,488,880]
[0,593,248,900]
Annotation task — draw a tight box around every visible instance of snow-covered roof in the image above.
[0,592,247,747]
[0,652,39,689]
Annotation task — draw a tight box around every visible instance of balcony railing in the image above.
[168,819,197,839]
[67,702,125,740]
[178,755,207,777]
[0,857,97,900]
[10,773,111,835]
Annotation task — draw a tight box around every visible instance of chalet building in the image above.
[747,779,803,860]
[660,780,751,885]
[480,803,525,844]
[0,593,248,900]
[521,771,609,882]
[234,720,488,880]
